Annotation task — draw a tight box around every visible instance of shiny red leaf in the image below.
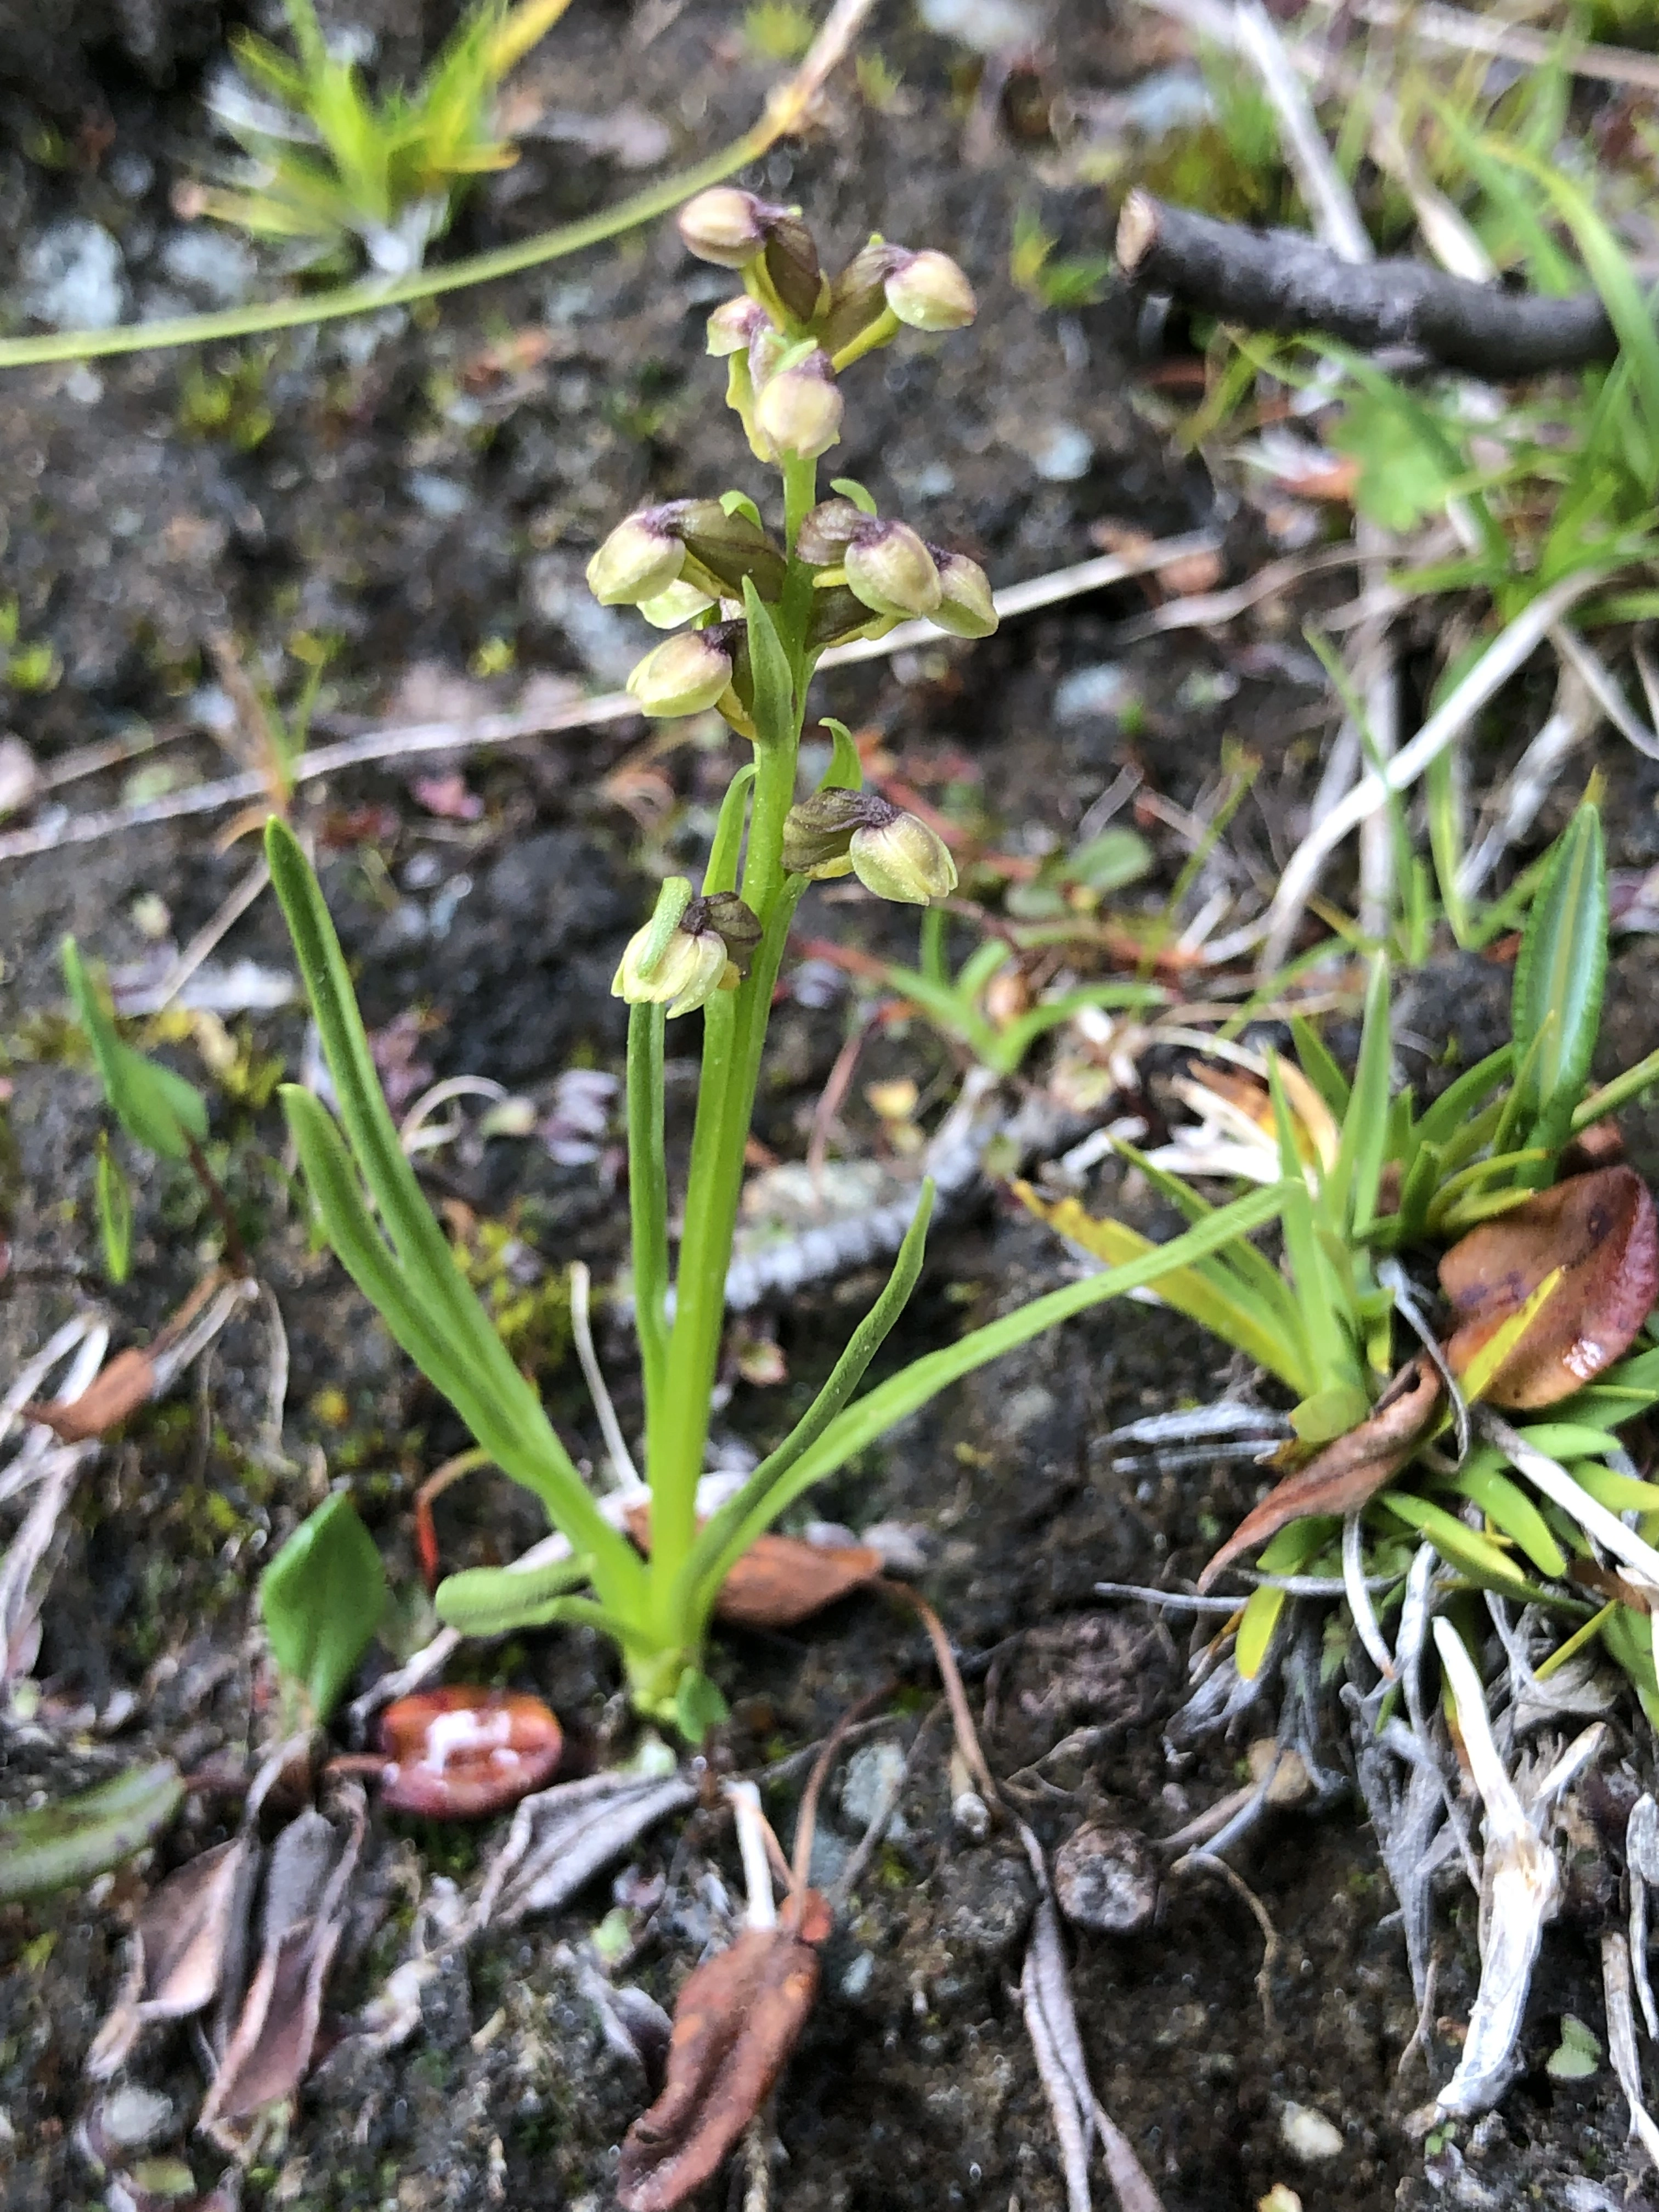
[1440,1164,1658,1407]
[376,1687,563,1818]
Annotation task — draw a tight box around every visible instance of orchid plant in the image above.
[267,189,1294,1733]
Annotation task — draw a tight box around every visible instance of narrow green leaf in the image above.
[62,938,207,1160]
[742,575,794,744]
[1235,1584,1285,1680]
[703,764,756,895]
[680,1182,936,1622]
[1432,1459,1568,1578]
[1328,954,1392,1237]
[724,1181,1291,1546]
[95,1132,133,1285]
[259,1491,387,1724]
[1510,800,1606,1155]
[1377,1491,1550,1602]
[0,1760,183,1903]
[1290,1017,1350,1119]
[435,1554,593,1636]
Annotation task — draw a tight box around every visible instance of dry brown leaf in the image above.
[624,1508,883,1629]
[198,1791,363,2148]
[1196,1359,1442,1592]
[616,1891,832,2212]
[1440,1165,1659,1407]
[90,1836,253,2078]
[25,1348,157,1442]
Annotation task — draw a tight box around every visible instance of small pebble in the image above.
[1054,662,1133,725]
[1053,1820,1158,1936]
[97,2083,174,2152]
[1279,2102,1344,2163]
[841,1741,909,1837]
[1029,423,1094,483]
[951,1790,991,1842]
[19,219,128,330]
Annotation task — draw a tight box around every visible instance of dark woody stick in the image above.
[1116,189,1618,379]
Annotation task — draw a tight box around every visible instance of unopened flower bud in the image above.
[850,808,958,905]
[844,520,941,619]
[783,789,957,904]
[586,511,684,606]
[796,497,867,568]
[626,625,735,718]
[929,550,997,638]
[678,188,769,268]
[707,296,772,357]
[752,349,842,461]
[884,249,976,331]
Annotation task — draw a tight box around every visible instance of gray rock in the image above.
[19,221,129,331]
[1053,1819,1158,1936]
[159,227,257,308]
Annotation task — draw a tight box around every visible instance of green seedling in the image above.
[1027,799,1659,1696]
[1009,208,1113,313]
[95,1130,134,1285]
[191,0,573,278]
[62,939,208,1161]
[849,902,1164,1080]
[259,1491,388,1728]
[269,192,1302,1732]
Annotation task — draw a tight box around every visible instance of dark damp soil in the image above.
[5,5,1659,2210]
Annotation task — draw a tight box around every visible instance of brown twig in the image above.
[1116,189,1618,379]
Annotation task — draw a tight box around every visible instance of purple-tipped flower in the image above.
[678,188,770,268]
[752,348,842,461]
[586,511,685,606]
[843,520,941,620]
[706,297,772,358]
[884,249,977,331]
[626,626,735,718]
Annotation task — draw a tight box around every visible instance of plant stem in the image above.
[627,1003,670,1461]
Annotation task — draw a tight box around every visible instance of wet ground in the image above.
[5,4,1659,2208]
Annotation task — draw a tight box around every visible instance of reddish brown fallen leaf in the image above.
[24,1347,157,1442]
[374,1687,563,1818]
[1440,1164,1658,1408]
[1196,1360,1442,1593]
[616,1891,833,2212]
[623,1506,883,1630]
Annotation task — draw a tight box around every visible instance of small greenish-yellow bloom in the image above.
[884,249,977,331]
[678,188,769,267]
[707,296,771,358]
[625,628,733,718]
[843,521,941,619]
[612,924,729,1017]
[611,890,763,1018]
[753,350,842,461]
[930,550,997,638]
[586,512,683,606]
[850,809,957,904]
